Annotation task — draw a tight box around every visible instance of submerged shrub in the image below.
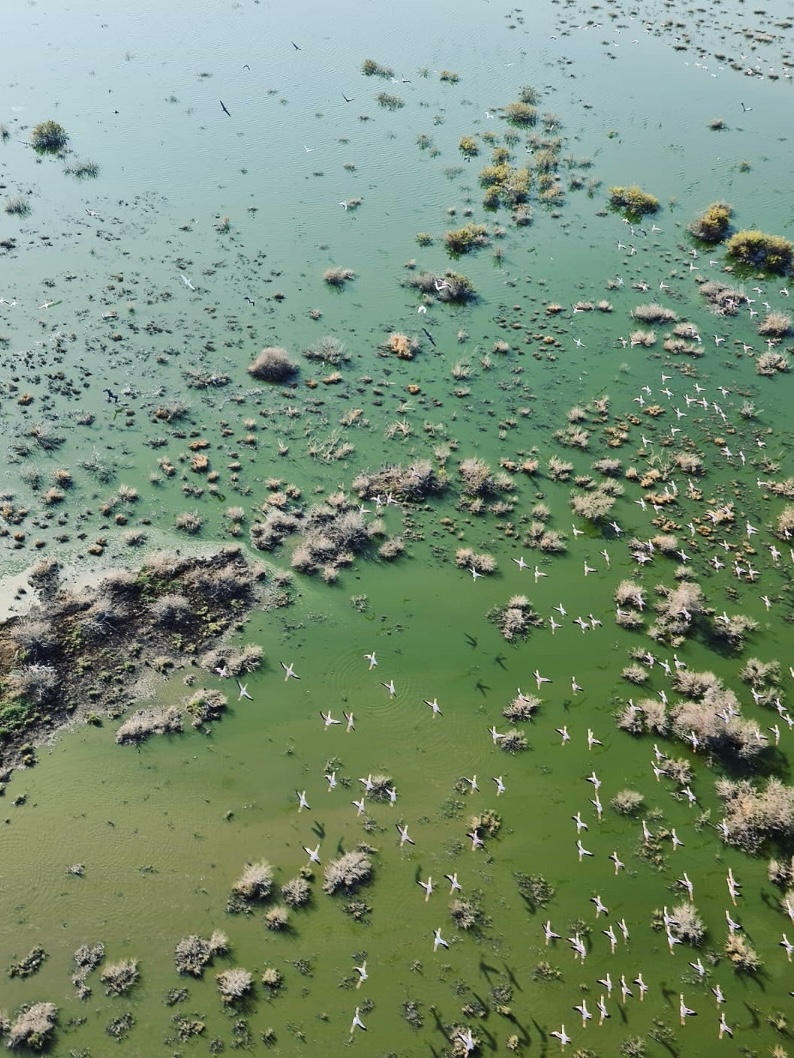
[30,119,68,153]
[688,201,732,242]
[323,850,373,894]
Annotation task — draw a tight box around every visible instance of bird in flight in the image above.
[236,680,253,701]
[220,100,231,117]
[281,662,300,681]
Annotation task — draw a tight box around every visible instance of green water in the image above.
[2,0,794,1054]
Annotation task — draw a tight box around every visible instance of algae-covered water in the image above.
[2,0,794,1055]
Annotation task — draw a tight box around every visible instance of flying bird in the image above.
[220,100,231,117]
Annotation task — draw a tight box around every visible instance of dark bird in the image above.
[244,296,255,306]
[342,93,354,103]
[740,102,752,112]
[291,40,301,50]
[242,64,250,70]
[103,388,119,403]
[422,326,436,347]
[220,100,231,117]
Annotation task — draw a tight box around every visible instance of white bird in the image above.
[488,725,505,744]
[572,677,583,694]
[549,1025,571,1049]
[620,974,633,1002]
[417,304,427,314]
[670,828,684,850]
[359,774,375,792]
[297,790,310,812]
[493,776,506,796]
[463,775,479,793]
[690,957,706,979]
[591,895,608,917]
[320,710,341,729]
[382,679,396,696]
[396,823,415,847]
[554,603,567,616]
[573,810,589,834]
[344,710,355,732]
[417,876,433,901]
[445,872,462,894]
[303,144,315,153]
[587,729,602,750]
[574,999,592,1027]
[597,995,610,1024]
[590,795,603,820]
[634,973,648,1000]
[609,851,625,874]
[468,829,485,850]
[725,909,741,933]
[325,772,337,791]
[586,772,602,789]
[543,920,561,944]
[281,661,300,681]
[679,994,697,1026]
[576,839,593,861]
[350,1007,367,1032]
[617,918,630,942]
[364,652,378,669]
[718,1012,733,1039]
[666,929,682,954]
[712,984,725,1005]
[549,616,561,633]
[236,680,253,702]
[603,925,617,953]
[353,960,368,987]
[352,797,366,816]
[780,933,794,961]
[556,726,571,744]
[433,927,449,951]
[180,274,195,290]
[679,873,694,900]
[303,843,321,864]
[424,697,442,717]
[513,556,529,570]
[533,669,552,688]
[598,972,613,996]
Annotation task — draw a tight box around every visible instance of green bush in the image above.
[726,229,793,274]
[608,185,659,215]
[689,201,732,242]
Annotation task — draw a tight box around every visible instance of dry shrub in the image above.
[323,850,373,894]
[758,311,791,337]
[216,967,254,1004]
[231,861,274,902]
[100,958,139,996]
[248,346,298,382]
[756,350,790,376]
[4,1002,59,1050]
[716,776,794,852]
[632,302,678,323]
[115,706,182,745]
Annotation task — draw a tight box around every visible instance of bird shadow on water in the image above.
[311,820,325,840]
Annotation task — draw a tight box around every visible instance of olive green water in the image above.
[2,0,794,1054]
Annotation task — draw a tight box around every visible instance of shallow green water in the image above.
[2,0,794,1055]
